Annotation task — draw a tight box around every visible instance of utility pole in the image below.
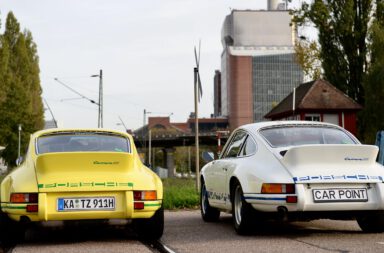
[91,69,103,128]
[148,129,152,168]
[143,109,151,164]
[99,69,103,128]
[194,67,200,192]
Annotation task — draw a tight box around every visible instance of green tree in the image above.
[294,39,322,81]
[360,1,384,143]
[290,0,384,142]
[292,0,373,105]
[0,12,44,166]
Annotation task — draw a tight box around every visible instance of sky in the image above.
[0,0,305,131]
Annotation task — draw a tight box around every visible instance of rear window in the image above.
[36,132,131,154]
[259,126,357,148]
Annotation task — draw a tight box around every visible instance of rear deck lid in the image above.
[35,152,136,192]
[280,144,384,183]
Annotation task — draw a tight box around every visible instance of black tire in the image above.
[231,182,254,235]
[133,206,164,240]
[357,212,384,233]
[200,180,220,222]
[0,212,25,246]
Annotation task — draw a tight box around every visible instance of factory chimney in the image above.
[268,0,287,10]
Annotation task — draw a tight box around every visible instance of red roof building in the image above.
[264,79,362,135]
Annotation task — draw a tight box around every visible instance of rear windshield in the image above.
[259,126,357,148]
[36,133,131,154]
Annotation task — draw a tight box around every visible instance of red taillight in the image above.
[133,191,157,201]
[261,184,295,194]
[134,202,144,209]
[11,193,38,203]
[28,193,38,203]
[286,196,298,203]
[134,191,142,201]
[26,204,38,212]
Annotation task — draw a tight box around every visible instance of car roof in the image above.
[237,121,346,133]
[32,128,131,139]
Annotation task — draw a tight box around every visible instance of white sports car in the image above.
[200,121,384,234]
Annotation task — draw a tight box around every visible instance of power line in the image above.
[54,78,99,105]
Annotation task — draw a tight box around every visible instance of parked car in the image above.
[200,121,384,234]
[0,128,163,242]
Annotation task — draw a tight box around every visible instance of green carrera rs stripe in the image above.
[38,182,134,189]
[144,203,162,207]
[2,204,27,210]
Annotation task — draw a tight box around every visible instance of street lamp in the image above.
[91,69,103,128]
[143,109,152,165]
[18,124,22,160]
[117,116,128,132]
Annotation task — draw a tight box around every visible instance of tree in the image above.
[294,39,322,81]
[0,12,44,166]
[291,0,384,142]
[360,1,384,143]
[292,0,373,105]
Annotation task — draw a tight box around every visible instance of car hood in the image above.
[35,152,148,192]
[279,144,384,183]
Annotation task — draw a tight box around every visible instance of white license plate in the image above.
[312,188,368,203]
[57,197,115,211]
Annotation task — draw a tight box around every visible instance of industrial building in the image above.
[215,0,303,130]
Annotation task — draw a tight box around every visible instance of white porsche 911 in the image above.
[200,121,384,234]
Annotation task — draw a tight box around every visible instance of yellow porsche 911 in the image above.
[0,128,163,242]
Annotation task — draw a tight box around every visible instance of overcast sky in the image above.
[0,0,304,131]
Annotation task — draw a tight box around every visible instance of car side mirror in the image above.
[202,151,214,163]
[16,156,23,166]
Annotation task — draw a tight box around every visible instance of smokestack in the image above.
[268,0,280,10]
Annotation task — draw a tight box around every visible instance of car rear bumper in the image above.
[244,183,384,214]
[1,191,162,222]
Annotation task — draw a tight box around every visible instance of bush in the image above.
[162,178,199,209]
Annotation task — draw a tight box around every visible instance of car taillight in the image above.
[261,184,295,194]
[26,205,38,212]
[133,191,157,201]
[10,193,38,203]
[133,191,157,210]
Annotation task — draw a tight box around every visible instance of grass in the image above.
[162,178,199,210]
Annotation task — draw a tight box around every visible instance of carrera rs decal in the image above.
[207,191,230,202]
[38,182,134,189]
[293,175,383,182]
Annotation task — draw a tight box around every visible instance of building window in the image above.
[304,114,321,122]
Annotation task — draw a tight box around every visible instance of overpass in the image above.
[132,116,230,177]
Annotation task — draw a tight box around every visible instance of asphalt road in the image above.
[5,210,384,253]
[161,210,384,253]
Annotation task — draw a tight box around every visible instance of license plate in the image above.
[312,188,368,203]
[57,197,115,211]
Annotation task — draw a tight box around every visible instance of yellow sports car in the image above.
[0,128,163,242]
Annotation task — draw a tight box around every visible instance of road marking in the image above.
[376,242,384,245]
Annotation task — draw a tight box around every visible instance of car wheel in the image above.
[200,180,220,222]
[133,206,164,240]
[0,212,25,245]
[357,212,384,233]
[232,182,254,235]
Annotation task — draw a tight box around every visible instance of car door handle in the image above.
[222,167,228,171]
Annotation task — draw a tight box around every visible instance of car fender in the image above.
[1,158,38,204]
[229,145,294,196]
